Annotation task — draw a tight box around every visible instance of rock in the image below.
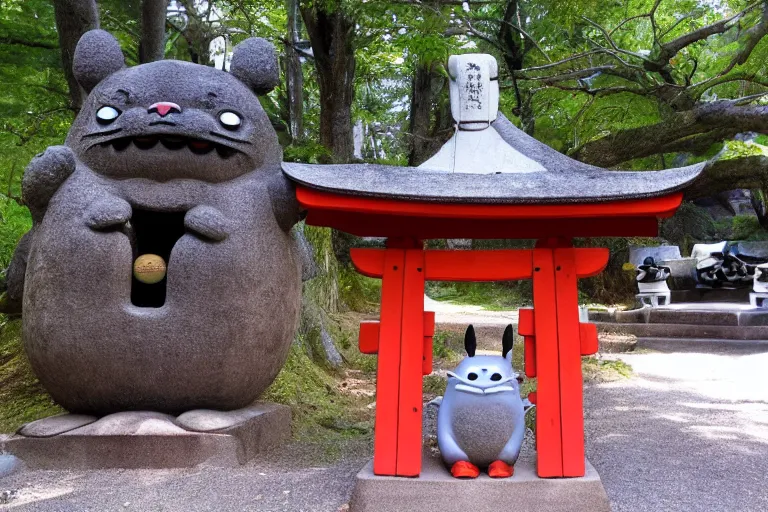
[64,412,188,436]
[18,413,98,438]
[321,328,343,367]
[176,403,283,432]
[0,489,18,505]
[4,404,291,469]
[598,332,637,353]
[292,226,318,282]
[0,455,21,478]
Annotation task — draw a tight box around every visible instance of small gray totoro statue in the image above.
[4,30,302,414]
[437,324,525,478]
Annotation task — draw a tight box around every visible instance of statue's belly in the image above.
[22,178,300,414]
[451,397,516,468]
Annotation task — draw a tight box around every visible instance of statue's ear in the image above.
[229,38,279,95]
[464,325,476,358]
[502,324,514,359]
[73,30,126,92]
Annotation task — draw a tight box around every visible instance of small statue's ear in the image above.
[230,38,279,95]
[464,325,476,357]
[502,324,514,359]
[73,30,126,92]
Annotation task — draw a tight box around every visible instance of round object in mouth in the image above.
[133,254,167,284]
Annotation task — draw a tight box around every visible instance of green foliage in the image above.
[426,282,532,311]
[263,341,368,439]
[581,356,633,382]
[719,214,768,241]
[661,202,719,253]
[0,317,64,432]
[338,265,381,313]
[0,198,31,269]
[431,331,460,362]
[423,374,447,395]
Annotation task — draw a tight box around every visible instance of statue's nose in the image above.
[148,102,181,117]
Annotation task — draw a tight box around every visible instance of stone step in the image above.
[637,337,768,353]
[595,321,768,341]
[611,307,768,327]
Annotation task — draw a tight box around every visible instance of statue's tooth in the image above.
[134,137,158,150]
[188,140,214,154]
[160,136,185,150]
[112,138,131,151]
[215,145,236,159]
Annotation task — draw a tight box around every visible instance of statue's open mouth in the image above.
[99,135,239,158]
[128,208,187,308]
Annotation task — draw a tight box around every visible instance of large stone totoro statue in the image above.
[5,30,302,414]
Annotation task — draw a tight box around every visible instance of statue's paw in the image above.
[450,460,480,479]
[85,197,132,230]
[22,145,77,221]
[184,205,230,242]
[488,460,514,478]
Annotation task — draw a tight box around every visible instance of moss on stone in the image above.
[0,317,63,433]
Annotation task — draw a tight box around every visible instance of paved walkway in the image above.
[425,295,518,326]
[585,344,768,512]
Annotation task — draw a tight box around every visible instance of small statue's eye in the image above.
[467,373,478,381]
[219,111,241,130]
[491,373,502,381]
[96,106,120,124]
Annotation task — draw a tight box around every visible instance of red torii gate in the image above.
[296,186,684,478]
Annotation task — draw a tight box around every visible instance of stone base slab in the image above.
[350,453,610,512]
[1,402,290,470]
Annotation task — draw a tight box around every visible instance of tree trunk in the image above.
[750,189,768,230]
[301,4,356,163]
[285,0,304,142]
[408,61,435,166]
[407,61,452,166]
[52,0,99,110]
[140,0,168,63]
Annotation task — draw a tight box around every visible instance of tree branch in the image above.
[572,100,768,167]
[685,156,768,199]
[0,37,58,50]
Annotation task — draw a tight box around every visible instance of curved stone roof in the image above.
[282,114,705,205]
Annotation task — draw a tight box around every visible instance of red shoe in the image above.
[488,460,514,478]
[451,461,480,479]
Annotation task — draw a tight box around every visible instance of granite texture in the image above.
[176,403,281,432]
[18,414,97,438]
[283,113,705,204]
[4,404,291,469]
[350,453,610,512]
[7,30,301,414]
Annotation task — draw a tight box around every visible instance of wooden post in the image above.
[372,247,406,475]
[532,247,564,477]
[553,247,586,477]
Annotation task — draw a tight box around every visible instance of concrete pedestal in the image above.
[350,452,610,512]
[1,402,290,470]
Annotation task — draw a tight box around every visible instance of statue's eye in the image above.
[467,373,478,381]
[491,373,502,381]
[219,111,241,130]
[96,106,120,124]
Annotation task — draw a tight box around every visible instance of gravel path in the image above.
[585,344,768,512]
[426,296,518,326]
